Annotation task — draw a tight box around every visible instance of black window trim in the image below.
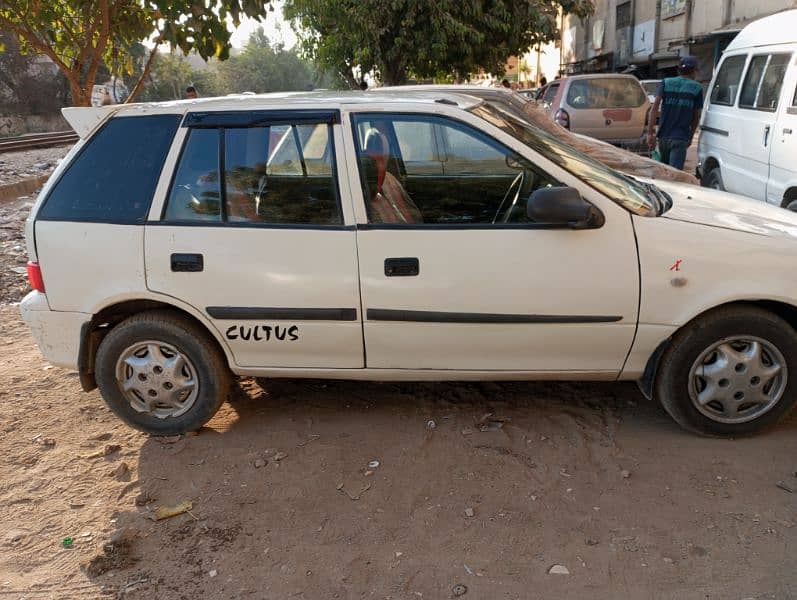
[160,113,345,228]
[350,111,566,229]
[36,113,182,225]
[709,54,748,107]
[182,109,341,128]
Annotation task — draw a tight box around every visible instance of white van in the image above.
[697,9,797,209]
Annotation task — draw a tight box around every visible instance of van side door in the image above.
[767,56,797,207]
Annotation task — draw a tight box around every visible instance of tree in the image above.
[284,0,593,87]
[0,32,69,114]
[0,0,273,106]
[215,28,316,94]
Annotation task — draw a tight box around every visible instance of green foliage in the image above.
[0,0,274,105]
[284,0,593,86]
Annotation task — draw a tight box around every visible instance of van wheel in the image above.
[95,310,231,435]
[784,199,797,212]
[655,306,797,436]
[703,167,724,191]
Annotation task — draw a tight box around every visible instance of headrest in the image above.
[363,128,388,192]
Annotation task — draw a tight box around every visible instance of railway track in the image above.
[0,131,78,153]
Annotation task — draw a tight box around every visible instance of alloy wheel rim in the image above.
[114,340,198,419]
[688,335,787,424]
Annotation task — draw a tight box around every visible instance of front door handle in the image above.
[764,125,771,147]
[171,253,204,272]
[384,257,419,277]
[784,128,793,135]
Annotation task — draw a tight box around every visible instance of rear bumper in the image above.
[19,291,90,370]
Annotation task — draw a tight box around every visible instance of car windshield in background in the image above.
[566,78,647,109]
[470,102,656,217]
[642,81,659,97]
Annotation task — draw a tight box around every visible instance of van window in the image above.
[740,54,792,111]
[39,115,180,223]
[566,78,646,109]
[709,55,746,106]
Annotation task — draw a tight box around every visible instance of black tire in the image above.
[95,310,231,435]
[703,167,724,191]
[655,305,797,436]
[784,199,797,212]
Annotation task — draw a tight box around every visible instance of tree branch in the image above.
[125,40,160,103]
[84,0,111,96]
[0,14,72,74]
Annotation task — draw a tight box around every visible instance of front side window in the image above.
[40,115,180,222]
[740,54,791,111]
[165,118,341,225]
[709,54,746,106]
[353,114,559,225]
[566,78,646,109]
[542,83,560,105]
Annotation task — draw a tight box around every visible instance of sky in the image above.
[229,2,298,49]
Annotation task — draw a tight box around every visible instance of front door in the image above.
[145,110,363,369]
[768,66,797,205]
[348,112,639,374]
[725,52,792,201]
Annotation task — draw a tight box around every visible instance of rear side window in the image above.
[165,119,341,226]
[740,54,791,111]
[39,115,180,222]
[566,78,646,109]
[542,83,559,105]
[709,55,746,106]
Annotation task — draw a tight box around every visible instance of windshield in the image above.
[470,102,656,217]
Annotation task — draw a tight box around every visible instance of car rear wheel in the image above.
[703,167,724,191]
[95,310,231,435]
[655,306,797,436]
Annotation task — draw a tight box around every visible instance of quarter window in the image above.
[709,54,746,106]
[353,114,559,226]
[39,115,180,223]
[740,54,791,111]
[165,119,341,225]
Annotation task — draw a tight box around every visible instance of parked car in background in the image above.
[20,91,797,438]
[641,79,661,104]
[517,88,539,100]
[537,74,651,148]
[371,84,696,184]
[697,9,797,209]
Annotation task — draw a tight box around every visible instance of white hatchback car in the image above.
[20,91,797,436]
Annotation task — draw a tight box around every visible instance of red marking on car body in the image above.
[669,260,682,272]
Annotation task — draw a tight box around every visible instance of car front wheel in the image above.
[95,310,231,435]
[655,306,797,436]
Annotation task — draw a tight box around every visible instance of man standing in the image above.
[647,56,703,170]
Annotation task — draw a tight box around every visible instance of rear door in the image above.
[767,56,797,205]
[564,77,649,143]
[145,110,364,369]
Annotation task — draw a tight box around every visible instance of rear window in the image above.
[39,115,180,223]
[566,78,646,109]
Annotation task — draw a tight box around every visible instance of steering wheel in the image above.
[492,171,525,224]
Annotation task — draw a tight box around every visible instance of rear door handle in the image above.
[384,257,419,277]
[784,128,793,135]
[171,253,204,272]
[764,125,771,146]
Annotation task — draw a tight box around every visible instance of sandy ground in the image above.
[2,143,796,599]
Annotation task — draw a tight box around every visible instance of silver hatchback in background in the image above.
[540,74,651,149]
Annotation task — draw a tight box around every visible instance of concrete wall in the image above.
[0,113,69,137]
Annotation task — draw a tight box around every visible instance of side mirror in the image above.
[526,186,604,229]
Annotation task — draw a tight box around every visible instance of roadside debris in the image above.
[548,564,570,575]
[776,480,795,493]
[475,413,510,432]
[82,444,121,459]
[338,483,371,501]
[273,451,288,462]
[368,460,380,469]
[153,500,193,520]
[426,419,437,430]
[451,583,468,596]
[61,537,74,548]
[464,507,475,518]
[621,469,631,479]
[254,458,267,469]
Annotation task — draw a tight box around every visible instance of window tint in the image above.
[709,55,746,106]
[165,119,340,225]
[228,124,340,225]
[756,54,791,111]
[792,83,797,109]
[39,115,180,222]
[165,129,221,222]
[353,114,559,226]
[739,55,768,109]
[566,78,646,109]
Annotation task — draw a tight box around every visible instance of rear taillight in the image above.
[27,261,45,293]
[555,108,570,129]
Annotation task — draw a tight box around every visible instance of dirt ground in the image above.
[1,146,796,599]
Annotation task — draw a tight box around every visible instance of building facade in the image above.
[556,0,796,84]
